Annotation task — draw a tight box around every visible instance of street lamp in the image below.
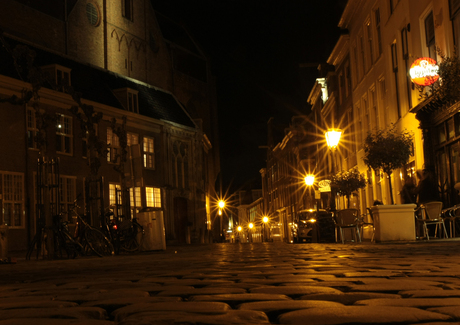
[217,199,226,242]
[248,222,254,243]
[304,174,315,210]
[262,216,269,242]
[325,128,342,211]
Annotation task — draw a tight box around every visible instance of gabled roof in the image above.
[0,36,196,129]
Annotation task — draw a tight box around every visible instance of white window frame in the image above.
[146,187,161,208]
[1,172,25,228]
[56,114,73,155]
[143,136,155,169]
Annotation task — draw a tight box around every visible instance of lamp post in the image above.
[262,216,269,242]
[248,222,254,242]
[325,129,342,211]
[218,200,225,242]
[304,174,315,210]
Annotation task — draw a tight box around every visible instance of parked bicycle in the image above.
[104,209,145,254]
[70,201,114,257]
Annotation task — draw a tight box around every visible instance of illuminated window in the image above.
[129,187,141,207]
[56,114,73,154]
[146,187,161,208]
[109,183,122,217]
[127,132,138,147]
[143,137,154,169]
[2,172,24,227]
[27,108,39,149]
[107,128,120,163]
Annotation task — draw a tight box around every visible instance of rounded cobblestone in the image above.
[0,241,460,324]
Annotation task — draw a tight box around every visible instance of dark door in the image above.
[174,197,188,243]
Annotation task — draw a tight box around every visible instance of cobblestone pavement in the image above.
[1,241,460,324]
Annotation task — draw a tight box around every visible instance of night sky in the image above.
[151,0,346,193]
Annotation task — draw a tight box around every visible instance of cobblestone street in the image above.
[1,241,460,324]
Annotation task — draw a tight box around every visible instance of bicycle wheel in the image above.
[120,222,144,252]
[85,227,114,257]
[60,231,82,259]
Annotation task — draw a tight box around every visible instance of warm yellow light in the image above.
[248,223,254,229]
[237,226,242,232]
[218,200,225,209]
[263,216,269,223]
[305,174,315,186]
[218,209,222,215]
[325,129,342,149]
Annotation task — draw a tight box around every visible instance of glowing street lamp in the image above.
[248,222,254,242]
[262,216,269,242]
[304,174,315,186]
[325,128,342,211]
[325,129,342,150]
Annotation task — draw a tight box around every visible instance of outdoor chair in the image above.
[442,205,460,238]
[359,208,375,242]
[416,201,448,240]
[334,209,361,244]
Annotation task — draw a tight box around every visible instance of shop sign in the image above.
[409,57,439,86]
[318,180,331,192]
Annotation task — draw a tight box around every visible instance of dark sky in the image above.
[152,0,346,193]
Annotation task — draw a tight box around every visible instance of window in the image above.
[401,27,412,109]
[127,132,138,147]
[345,64,352,96]
[1,172,24,227]
[56,114,73,154]
[122,0,133,21]
[356,104,363,144]
[425,11,436,60]
[86,2,100,26]
[109,183,122,217]
[127,91,138,113]
[82,124,98,159]
[390,0,399,14]
[451,0,460,48]
[375,8,382,57]
[360,35,366,74]
[370,87,379,130]
[59,176,76,222]
[172,141,189,189]
[363,95,370,136]
[425,12,436,60]
[129,187,141,208]
[366,20,374,65]
[27,108,38,149]
[143,137,154,169]
[379,77,387,127]
[107,128,120,163]
[353,44,360,81]
[391,42,401,119]
[146,187,161,208]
